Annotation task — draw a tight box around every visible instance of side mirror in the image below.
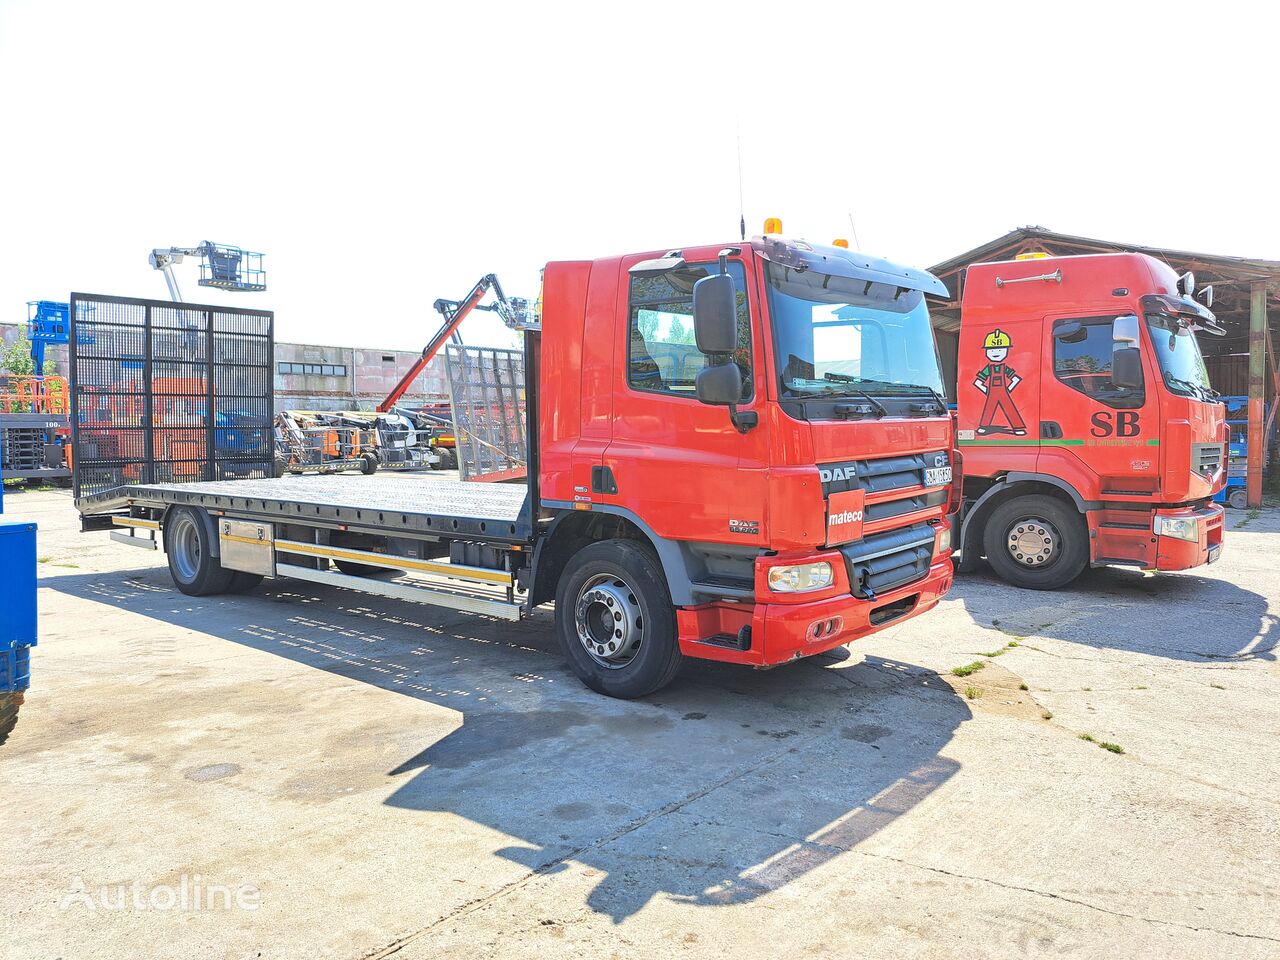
[692,273,737,354]
[1113,314,1140,346]
[1112,346,1142,389]
[696,361,742,406]
[1054,320,1085,343]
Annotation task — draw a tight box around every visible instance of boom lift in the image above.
[148,242,266,301]
[376,274,535,413]
[0,301,74,482]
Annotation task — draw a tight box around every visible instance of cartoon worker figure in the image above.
[974,329,1026,436]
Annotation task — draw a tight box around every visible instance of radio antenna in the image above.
[847,211,863,252]
[736,122,746,241]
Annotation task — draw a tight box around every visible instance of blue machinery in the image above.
[148,241,266,301]
[1213,396,1272,510]
[0,301,74,482]
[0,481,37,746]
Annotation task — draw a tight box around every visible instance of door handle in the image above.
[1040,420,1063,440]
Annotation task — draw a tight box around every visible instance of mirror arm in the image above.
[728,404,758,434]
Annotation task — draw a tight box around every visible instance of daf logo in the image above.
[819,465,857,484]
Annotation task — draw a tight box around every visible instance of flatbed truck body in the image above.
[79,234,959,698]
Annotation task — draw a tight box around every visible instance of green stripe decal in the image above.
[959,439,1082,446]
[958,438,1161,447]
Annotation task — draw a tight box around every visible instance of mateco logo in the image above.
[819,464,857,484]
[828,509,863,527]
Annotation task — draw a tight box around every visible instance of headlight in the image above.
[1154,516,1199,542]
[935,525,952,555]
[767,562,834,593]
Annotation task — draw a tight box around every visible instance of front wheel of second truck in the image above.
[555,540,682,699]
[983,494,1087,590]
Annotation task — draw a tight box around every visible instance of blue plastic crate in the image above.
[0,520,37,653]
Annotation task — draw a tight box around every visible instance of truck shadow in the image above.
[956,562,1277,663]
[41,566,966,922]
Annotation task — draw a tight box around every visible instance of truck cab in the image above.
[536,233,957,682]
[953,252,1226,589]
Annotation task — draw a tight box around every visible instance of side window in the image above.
[628,261,752,398]
[1052,316,1143,409]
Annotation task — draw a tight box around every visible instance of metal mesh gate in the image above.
[445,345,527,482]
[69,293,274,500]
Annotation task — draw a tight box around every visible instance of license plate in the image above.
[924,466,953,487]
[1208,543,1222,564]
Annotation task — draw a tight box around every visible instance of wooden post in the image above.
[1247,281,1267,508]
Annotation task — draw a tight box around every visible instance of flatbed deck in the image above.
[78,474,534,543]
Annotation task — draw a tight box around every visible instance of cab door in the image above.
[1040,313,1161,494]
[601,254,769,546]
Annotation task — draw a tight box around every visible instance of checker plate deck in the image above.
[78,474,532,542]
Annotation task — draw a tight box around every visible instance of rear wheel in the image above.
[227,571,263,593]
[0,694,19,747]
[555,539,682,699]
[165,507,235,596]
[435,447,457,471]
[1227,486,1247,510]
[360,453,379,475]
[334,559,384,577]
[982,494,1087,590]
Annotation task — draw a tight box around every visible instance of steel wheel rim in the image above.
[170,515,201,581]
[574,573,644,669]
[1006,517,1059,568]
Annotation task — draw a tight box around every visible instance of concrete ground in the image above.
[2,482,1279,960]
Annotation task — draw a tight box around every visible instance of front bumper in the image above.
[678,555,954,666]
[1153,502,1225,571]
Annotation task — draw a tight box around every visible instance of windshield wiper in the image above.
[1164,374,1210,400]
[898,383,949,413]
[822,374,888,416]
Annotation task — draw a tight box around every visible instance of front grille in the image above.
[1192,443,1223,478]
[840,523,934,600]
[822,450,949,522]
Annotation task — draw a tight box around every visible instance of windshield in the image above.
[1145,312,1214,400]
[766,263,945,399]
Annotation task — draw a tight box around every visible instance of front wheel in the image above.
[555,540,682,699]
[982,494,1088,590]
[360,453,379,475]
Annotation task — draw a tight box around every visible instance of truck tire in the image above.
[165,507,235,596]
[435,447,457,471]
[0,695,18,747]
[1227,487,1247,510]
[334,560,383,577]
[982,495,1087,590]
[555,539,682,699]
[227,571,264,593]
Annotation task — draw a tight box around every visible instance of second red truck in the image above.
[949,251,1227,589]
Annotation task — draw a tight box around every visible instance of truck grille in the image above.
[1192,443,1224,478]
[840,523,935,600]
[821,450,950,523]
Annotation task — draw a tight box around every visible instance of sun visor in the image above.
[1141,293,1225,336]
[751,235,948,298]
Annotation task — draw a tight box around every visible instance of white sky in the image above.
[2,0,1276,352]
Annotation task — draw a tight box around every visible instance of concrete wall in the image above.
[0,322,448,414]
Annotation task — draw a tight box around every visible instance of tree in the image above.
[1,335,36,377]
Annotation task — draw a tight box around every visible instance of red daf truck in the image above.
[75,233,958,698]
[949,252,1226,589]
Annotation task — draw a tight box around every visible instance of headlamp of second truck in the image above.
[1154,515,1199,542]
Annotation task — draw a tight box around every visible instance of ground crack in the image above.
[860,852,1280,944]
